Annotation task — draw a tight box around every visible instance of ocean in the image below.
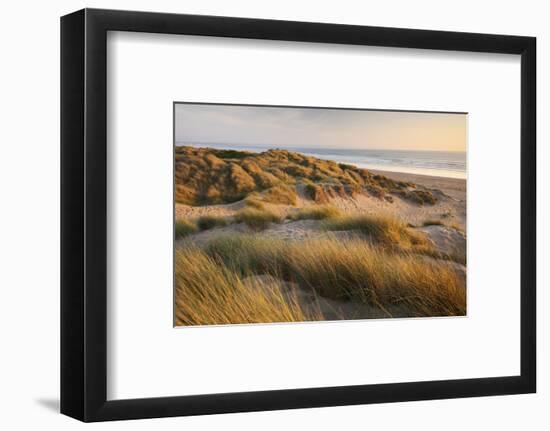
[178,142,467,179]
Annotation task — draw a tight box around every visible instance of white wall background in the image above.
[0,0,547,429]
[108,32,521,399]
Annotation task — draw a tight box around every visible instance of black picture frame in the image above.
[61,8,536,422]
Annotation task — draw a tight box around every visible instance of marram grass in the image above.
[175,233,466,325]
[174,248,321,325]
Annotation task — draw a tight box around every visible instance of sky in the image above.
[175,103,467,152]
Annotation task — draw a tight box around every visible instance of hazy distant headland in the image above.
[173,145,467,326]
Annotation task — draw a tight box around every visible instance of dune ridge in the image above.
[175,145,437,207]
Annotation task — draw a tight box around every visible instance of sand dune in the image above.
[174,147,467,325]
[176,169,466,233]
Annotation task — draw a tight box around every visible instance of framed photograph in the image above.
[61,8,536,422]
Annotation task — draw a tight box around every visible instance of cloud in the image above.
[174,103,466,151]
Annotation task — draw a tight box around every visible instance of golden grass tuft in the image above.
[235,208,282,230]
[304,183,330,204]
[174,184,198,206]
[395,189,437,205]
[203,234,284,275]
[252,171,281,189]
[262,184,297,206]
[323,214,431,251]
[243,194,266,210]
[174,248,320,325]
[196,215,228,231]
[288,205,342,221]
[284,238,465,316]
[175,219,198,238]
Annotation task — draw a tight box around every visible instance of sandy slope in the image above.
[176,169,467,232]
[175,170,467,321]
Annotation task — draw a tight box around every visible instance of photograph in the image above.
[173,103,467,326]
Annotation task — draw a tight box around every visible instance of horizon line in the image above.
[174,141,467,153]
